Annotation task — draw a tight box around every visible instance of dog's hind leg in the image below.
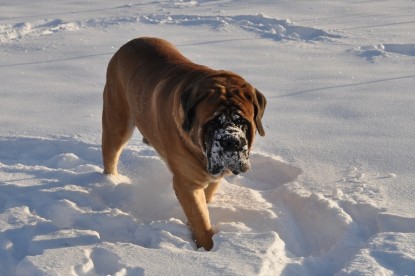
[102,83,135,175]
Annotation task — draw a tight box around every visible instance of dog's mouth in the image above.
[204,112,251,176]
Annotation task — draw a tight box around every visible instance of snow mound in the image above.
[1,136,414,275]
[0,19,79,42]
[337,232,415,275]
[349,44,415,62]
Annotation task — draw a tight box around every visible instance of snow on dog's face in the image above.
[180,73,267,176]
[204,113,250,176]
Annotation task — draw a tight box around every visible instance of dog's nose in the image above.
[222,136,246,152]
[222,137,239,151]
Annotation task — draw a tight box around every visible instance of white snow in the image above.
[1,1,414,275]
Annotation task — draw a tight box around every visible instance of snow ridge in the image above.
[139,14,342,42]
[0,13,341,43]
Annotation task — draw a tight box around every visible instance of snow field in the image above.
[1,1,415,275]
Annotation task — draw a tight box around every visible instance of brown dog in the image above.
[102,37,266,250]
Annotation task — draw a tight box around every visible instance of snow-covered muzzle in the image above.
[204,112,251,176]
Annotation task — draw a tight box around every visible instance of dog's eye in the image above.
[213,112,248,128]
[232,113,241,121]
[231,113,248,125]
[219,114,227,124]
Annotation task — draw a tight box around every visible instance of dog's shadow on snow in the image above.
[226,153,302,190]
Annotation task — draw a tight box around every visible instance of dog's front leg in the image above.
[204,180,221,204]
[173,176,214,251]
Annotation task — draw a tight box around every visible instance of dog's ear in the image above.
[253,89,267,136]
[180,84,207,132]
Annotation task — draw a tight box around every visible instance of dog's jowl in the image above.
[102,37,266,250]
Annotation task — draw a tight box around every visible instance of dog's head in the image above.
[180,72,266,176]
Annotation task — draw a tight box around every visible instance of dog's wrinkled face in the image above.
[204,112,250,176]
[180,73,267,177]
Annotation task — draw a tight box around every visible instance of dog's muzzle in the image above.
[204,113,251,176]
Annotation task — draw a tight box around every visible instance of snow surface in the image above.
[1,1,414,275]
